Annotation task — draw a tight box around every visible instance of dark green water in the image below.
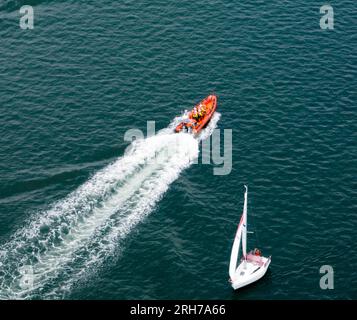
[0,0,356,299]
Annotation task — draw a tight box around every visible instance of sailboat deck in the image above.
[246,253,265,267]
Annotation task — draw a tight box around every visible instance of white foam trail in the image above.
[0,115,220,299]
[197,112,221,140]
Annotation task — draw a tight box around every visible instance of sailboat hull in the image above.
[231,256,271,290]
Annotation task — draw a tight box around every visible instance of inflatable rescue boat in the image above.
[175,95,217,134]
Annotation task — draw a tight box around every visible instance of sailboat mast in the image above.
[242,185,248,260]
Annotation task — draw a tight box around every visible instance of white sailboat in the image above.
[229,185,271,290]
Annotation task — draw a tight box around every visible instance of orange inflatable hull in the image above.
[175,95,217,134]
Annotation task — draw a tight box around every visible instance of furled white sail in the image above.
[229,216,243,281]
[242,185,248,259]
[229,186,248,280]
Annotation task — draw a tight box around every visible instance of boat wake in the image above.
[0,114,220,299]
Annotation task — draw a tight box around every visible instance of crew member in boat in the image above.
[192,107,199,121]
[253,248,261,256]
[195,104,203,119]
